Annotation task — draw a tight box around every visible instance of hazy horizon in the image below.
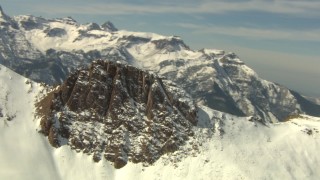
[1,0,319,97]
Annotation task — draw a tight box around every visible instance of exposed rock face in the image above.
[37,60,197,168]
[101,21,118,32]
[156,51,303,122]
[44,28,67,37]
[151,37,190,52]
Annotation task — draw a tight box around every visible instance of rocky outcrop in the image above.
[37,60,197,168]
[44,28,67,37]
[101,21,118,32]
[151,37,190,52]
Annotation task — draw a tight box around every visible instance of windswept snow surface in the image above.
[1,65,320,179]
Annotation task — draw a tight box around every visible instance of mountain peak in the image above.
[0,5,4,16]
[151,36,190,52]
[55,16,78,25]
[0,5,19,29]
[37,60,197,168]
[0,5,8,21]
[101,21,118,31]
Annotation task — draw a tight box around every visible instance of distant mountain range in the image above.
[0,6,319,122]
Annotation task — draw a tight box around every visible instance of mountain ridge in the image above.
[0,6,318,122]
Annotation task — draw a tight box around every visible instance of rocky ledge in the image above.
[37,60,197,168]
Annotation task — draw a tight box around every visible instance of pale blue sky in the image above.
[1,0,320,97]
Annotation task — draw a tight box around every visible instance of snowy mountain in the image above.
[1,64,320,179]
[0,6,319,122]
[1,5,320,178]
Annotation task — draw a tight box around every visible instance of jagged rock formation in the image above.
[37,60,197,168]
[0,6,319,122]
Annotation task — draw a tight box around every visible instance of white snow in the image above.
[0,65,59,180]
[1,66,320,180]
[22,21,181,55]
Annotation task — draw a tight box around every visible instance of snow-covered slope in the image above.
[1,65,320,179]
[304,96,320,105]
[0,6,318,122]
[0,65,58,179]
[117,108,320,180]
